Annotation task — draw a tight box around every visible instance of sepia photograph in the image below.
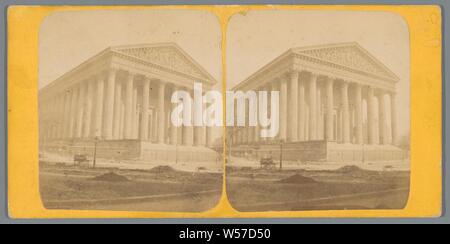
[225,10,411,211]
[37,9,223,212]
[3,1,446,227]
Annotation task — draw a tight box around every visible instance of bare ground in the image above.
[226,165,410,211]
[40,161,410,212]
[39,162,223,212]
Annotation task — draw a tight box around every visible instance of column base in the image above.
[230,140,407,162]
[39,138,220,163]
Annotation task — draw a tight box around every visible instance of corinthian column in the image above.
[63,89,72,138]
[378,91,387,145]
[354,83,363,144]
[246,98,252,144]
[242,99,248,145]
[152,108,158,142]
[254,87,261,143]
[132,88,138,139]
[69,85,79,138]
[390,92,398,145]
[182,88,193,146]
[341,81,350,143]
[112,78,122,139]
[367,86,376,144]
[325,77,334,141]
[124,72,134,139]
[94,74,105,138]
[75,81,85,138]
[270,82,279,141]
[82,79,95,138]
[119,102,125,139]
[157,81,166,143]
[206,126,213,147]
[194,88,204,146]
[279,78,288,141]
[288,71,299,142]
[170,85,179,145]
[298,75,306,141]
[57,94,65,138]
[140,77,150,141]
[317,88,323,140]
[309,73,318,140]
[103,69,116,140]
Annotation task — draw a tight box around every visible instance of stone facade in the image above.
[230,42,406,162]
[39,43,218,163]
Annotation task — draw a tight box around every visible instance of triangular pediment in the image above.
[293,43,399,81]
[112,43,214,82]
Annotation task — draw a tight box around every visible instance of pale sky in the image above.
[39,9,223,141]
[39,9,410,139]
[227,10,410,136]
[39,9,222,89]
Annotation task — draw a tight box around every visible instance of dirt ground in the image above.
[40,161,410,212]
[39,162,223,212]
[226,165,410,211]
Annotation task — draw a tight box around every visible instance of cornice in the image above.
[294,53,398,83]
[111,51,215,86]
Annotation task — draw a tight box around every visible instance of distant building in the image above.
[230,42,406,162]
[39,43,217,162]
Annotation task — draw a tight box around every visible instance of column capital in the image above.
[324,75,335,83]
[272,76,282,84]
[140,74,158,81]
[126,70,137,77]
[289,71,299,83]
[287,69,299,78]
[93,70,107,81]
[156,79,168,87]
[309,71,319,80]
[353,82,362,88]
[366,84,375,90]
[295,67,313,76]
[337,79,349,85]
[78,78,87,86]
[376,89,386,97]
[107,67,119,74]
[70,84,79,91]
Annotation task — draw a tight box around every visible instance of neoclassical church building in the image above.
[230,42,406,162]
[39,43,218,163]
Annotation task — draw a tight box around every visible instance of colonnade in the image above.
[39,68,213,147]
[231,70,398,146]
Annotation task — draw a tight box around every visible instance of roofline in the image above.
[112,42,218,85]
[40,42,218,93]
[292,42,400,81]
[233,42,400,90]
[39,47,112,93]
[232,48,294,90]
